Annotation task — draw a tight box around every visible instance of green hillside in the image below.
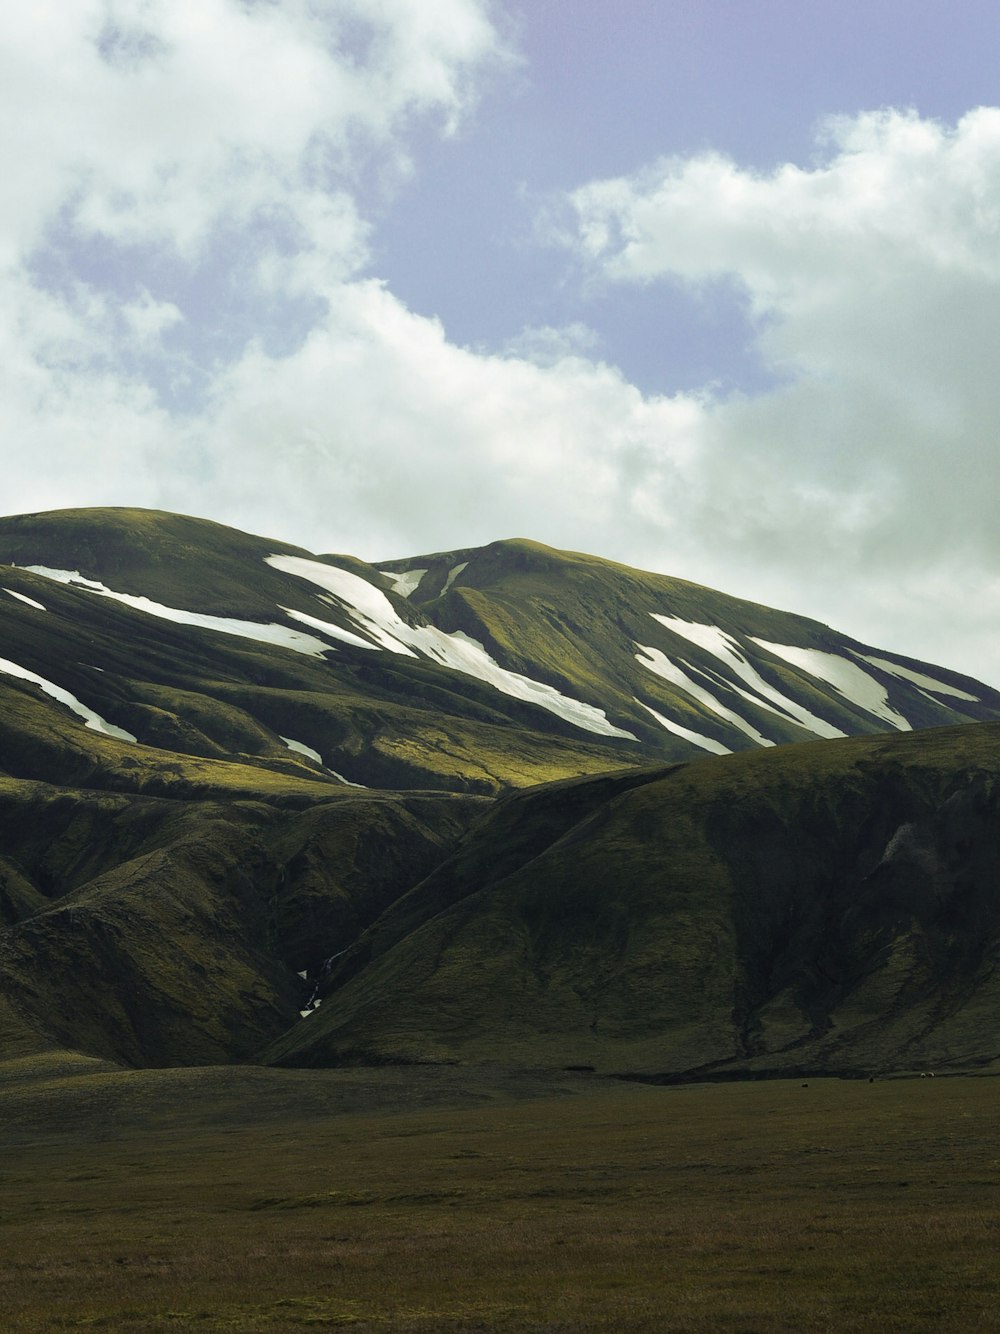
[267,722,1000,1078]
[1,507,999,1079]
[0,773,483,1067]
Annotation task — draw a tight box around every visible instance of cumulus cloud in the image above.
[173,280,701,557]
[550,108,1000,678]
[121,290,183,342]
[3,6,1000,684]
[0,0,510,507]
[502,321,602,366]
[2,0,502,260]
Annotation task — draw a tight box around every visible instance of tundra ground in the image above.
[1,1059,998,1332]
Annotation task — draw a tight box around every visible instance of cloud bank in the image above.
[2,5,999,682]
[558,108,1000,677]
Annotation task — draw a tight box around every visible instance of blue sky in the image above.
[379,0,1000,397]
[4,1,1000,683]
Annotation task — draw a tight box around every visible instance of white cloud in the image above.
[2,0,504,263]
[122,289,183,341]
[3,5,1000,690]
[178,279,702,559]
[546,108,1000,681]
[502,321,601,366]
[0,0,513,521]
[0,0,510,510]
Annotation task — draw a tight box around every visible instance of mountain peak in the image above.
[2,507,1000,1079]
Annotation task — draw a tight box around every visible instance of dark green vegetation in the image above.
[1,507,1000,1077]
[3,508,1000,1330]
[268,723,1000,1078]
[0,775,481,1066]
[2,1061,998,1332]
[0,510,641,796]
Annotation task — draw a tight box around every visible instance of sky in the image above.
[4,1,1000,685]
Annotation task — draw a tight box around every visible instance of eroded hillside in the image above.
[1,507,999,1079]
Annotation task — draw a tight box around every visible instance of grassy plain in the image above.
[1,1059,998,1332]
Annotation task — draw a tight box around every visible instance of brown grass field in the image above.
[1,1058,998,1332]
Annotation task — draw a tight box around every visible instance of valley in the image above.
[2,1057,997,1332]
[2,507,1000,1330]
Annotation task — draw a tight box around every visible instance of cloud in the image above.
[2,0,509,408]
[502,321,601,366]
[122,290,183,342]
[548,108,1000,678]
[3,7,1000,685]
[177,280,703,559]
[0,0,511,503]
[3,0,504,260]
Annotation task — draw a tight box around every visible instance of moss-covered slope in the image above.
[386,537,1000,749]
[0,511,640,795]
[0,777,483,1067]
[3,507,1000,1080]
[4,509,998,802]
[266,722,1000,1078]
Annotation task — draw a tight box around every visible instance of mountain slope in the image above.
[1,509,996,802]
[2,507,1000,1079]
[384,537,997,750]
[266,722,1000,1078]
[0,776,483,1066]
[0,510,640,795]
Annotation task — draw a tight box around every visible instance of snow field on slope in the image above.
[851,652,979,702]
[750,639,911,731]
[22,566,336,658]
[280,736,324,766]
[380,568,427,598]
[282,605,382,651]
[4,588,46,611]
[278,736,366,786]
[635,645,775,747]
[635,699,731,755]
[653,615,847,740]
[266,554,637,740]
[441,561,468,595]
[0,655,136,742]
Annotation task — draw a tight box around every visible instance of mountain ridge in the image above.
[1,507,994,795]
[1,506,999,1080]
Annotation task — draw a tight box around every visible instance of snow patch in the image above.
[636,699,731,755]
[636,645,774,746]
[751,639,912,731]
[441,561,468,595]
[280,736,324,766]
[380,567,427,598]
[4,588,46,611]
[0,655,136,742]
[267,554,637,740]
[283,606,382,652]
[21,565,337,658]
[266,555,420,653]
[851,652,979,703]
[22,566,104,590]
[279,736,366,785]
[653,615,847,739]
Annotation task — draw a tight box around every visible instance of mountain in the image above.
[0,507,995,799]
[268,723,1000,1079]
[1,506,999,1077]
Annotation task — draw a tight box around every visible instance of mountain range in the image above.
[1,506,999,1080]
